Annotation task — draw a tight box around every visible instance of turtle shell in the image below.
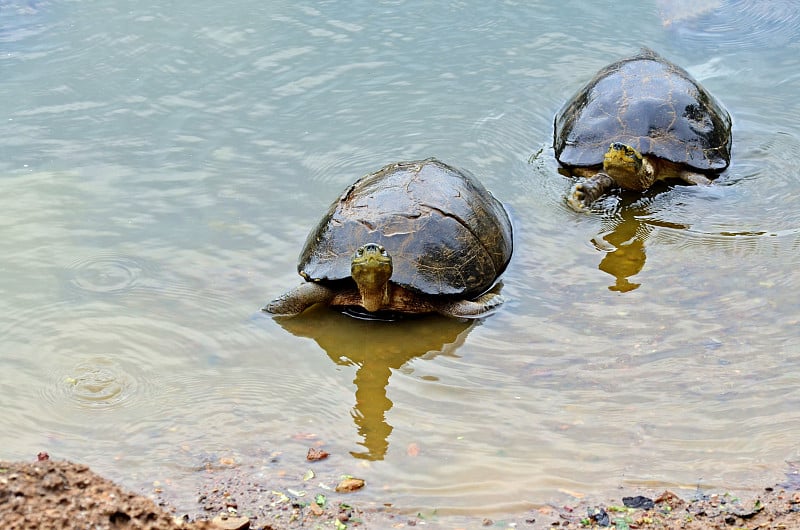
[298,158,512,298]
[554,48,732,171]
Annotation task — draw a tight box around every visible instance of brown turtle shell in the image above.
[554,48,732,171]
[298,158,512,298]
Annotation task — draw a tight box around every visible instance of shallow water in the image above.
[1,0,799,518]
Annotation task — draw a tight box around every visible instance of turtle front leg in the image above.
[678,171,712,186]
[567,172,615,211]
[262,282,335,316]
[436,290,505,319]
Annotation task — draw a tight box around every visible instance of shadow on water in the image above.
[273,305,474,461]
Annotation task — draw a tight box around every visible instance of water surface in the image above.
[1,0,799,518]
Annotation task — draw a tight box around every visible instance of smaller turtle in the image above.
[553,48,732,210]
[264,158,513,319]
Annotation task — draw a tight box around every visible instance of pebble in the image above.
[335,477,365,493]
[211,513,250,530]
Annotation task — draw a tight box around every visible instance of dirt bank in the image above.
[3,456,800,529]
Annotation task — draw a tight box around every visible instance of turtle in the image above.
[553,48,732,210]
[263,158,513,319]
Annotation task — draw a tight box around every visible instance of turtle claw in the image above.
[567,183,590,211]
[567,173,614,212]
[567,181,601,211]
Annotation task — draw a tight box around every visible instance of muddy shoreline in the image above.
[3,455,800,529]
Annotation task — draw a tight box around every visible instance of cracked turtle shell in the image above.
[298,158,513,298]
[554,48,732,171]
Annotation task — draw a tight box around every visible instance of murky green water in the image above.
[2,0,799,518]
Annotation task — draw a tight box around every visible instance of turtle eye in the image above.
[355,247,364,257]
[380,247,388,257]
[620,145,638,159]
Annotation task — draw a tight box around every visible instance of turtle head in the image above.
[351,243,393,311]
[602,142,651,190]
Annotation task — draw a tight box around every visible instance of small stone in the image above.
[211,513,250,530]
[335,477,365,493]
[622,495,654,510]
[307,448,329,461]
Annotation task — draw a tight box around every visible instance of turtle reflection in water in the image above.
[554,48,732,210]
[264,158,513,319]
[275,304,473,460]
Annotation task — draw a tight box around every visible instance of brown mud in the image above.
[3,454,800,529]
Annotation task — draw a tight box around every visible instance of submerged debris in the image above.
[335,477,365,493]
[306,448,329,461]
[622,495,655,509]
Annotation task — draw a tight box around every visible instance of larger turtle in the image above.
[264,158,513,319]
[554,48,732,210]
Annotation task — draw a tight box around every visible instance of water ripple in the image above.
[659,0,800,50]
[45,356,140,410]
[65,253,154,296]
[0,306,228,456]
